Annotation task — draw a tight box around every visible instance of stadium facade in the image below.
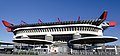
[2,10,118,54]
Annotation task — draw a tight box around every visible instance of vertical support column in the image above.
[115,45,118,55]
[33,42,35,51]
[13,43,16,53]
[84,44,87,55]
[13,43,19,52]
[28,44,30,51]
[47,45,50,54]
[20,43,22,51]
[70,48,73,54]
[105,46,106,53]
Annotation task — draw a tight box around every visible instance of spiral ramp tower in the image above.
[68,10,118,50]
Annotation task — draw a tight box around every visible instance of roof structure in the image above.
[69,36,118,44]
[13,39,53,44]
[2,10,114,32]
[9,19,102,29]
[0,41,14,45]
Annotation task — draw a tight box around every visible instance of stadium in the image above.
[2,10,119,55]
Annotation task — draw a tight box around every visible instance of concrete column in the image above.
[33,42,35,51]
[13,43,16,52]
[70,48,73,54]
[48,45,50,54]
[20,43,22,51]
[84,44,87,55]
[45,34,53,41]
[115,45,118,55]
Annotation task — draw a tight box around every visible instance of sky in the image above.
[0,0,120,45]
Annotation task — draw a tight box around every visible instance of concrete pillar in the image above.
[20,43,22,51]
[115,45,118,55]
[13,43,16,52]
[45,34,53,41]
[33,42,35,51]
[71,48,73,54]
[84,44,87,55]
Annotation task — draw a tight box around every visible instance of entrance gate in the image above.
[35,45,49,54]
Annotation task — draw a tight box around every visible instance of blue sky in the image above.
[0,0,120,45]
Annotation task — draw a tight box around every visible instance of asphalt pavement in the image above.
[0,54,120,56]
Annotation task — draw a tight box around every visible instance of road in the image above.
[0,54,120,56]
